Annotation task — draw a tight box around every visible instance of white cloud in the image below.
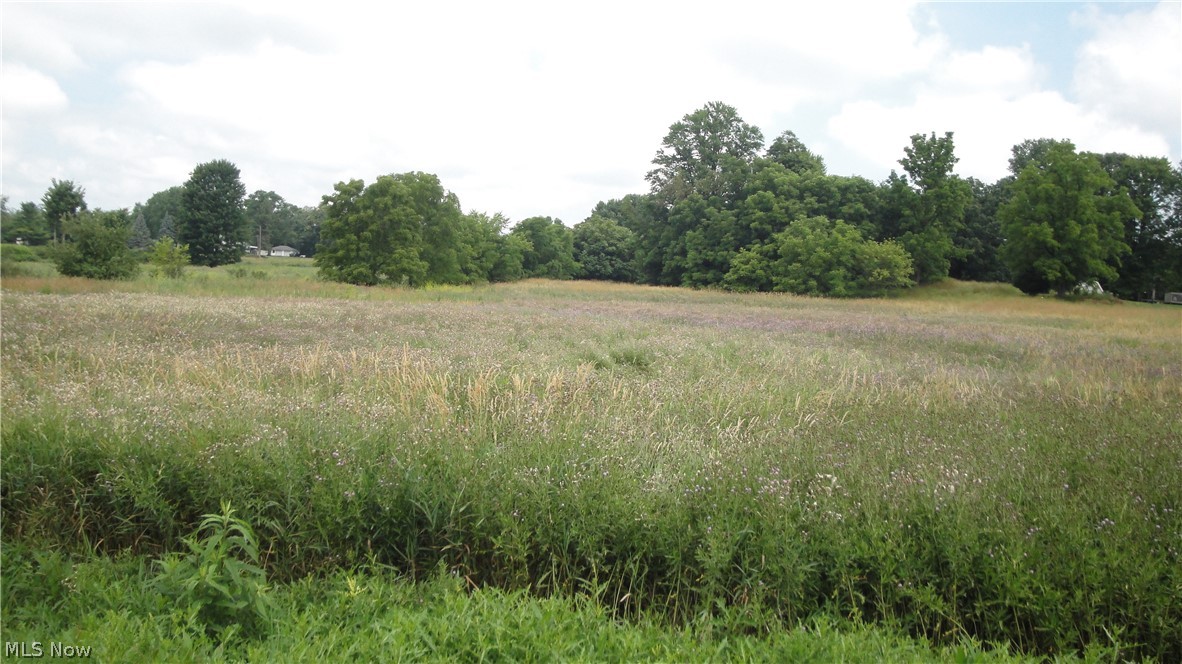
[933,45,1043,96]
[829,89,1171,184]
[1,62,69,113]
[1073,2,1181,138]
[827,7,1178,185]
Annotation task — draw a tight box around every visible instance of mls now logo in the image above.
[5,642,93,658]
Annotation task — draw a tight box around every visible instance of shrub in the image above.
[148,238,190,279]
[54,213,140,280]
[0,243,40,263]
[722,216,914,297]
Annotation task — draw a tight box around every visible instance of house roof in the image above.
[271,245,297,252]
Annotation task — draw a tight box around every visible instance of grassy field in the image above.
[2,257,1180,660]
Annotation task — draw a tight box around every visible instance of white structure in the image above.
[269,245,298,257]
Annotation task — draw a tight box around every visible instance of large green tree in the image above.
[646,101,764,207]
[1093,154,1182,301]
[54,210,139,280]
[573,215,638,282]
[510,216,579,279]
[316,176,428,286]
[999,142,1138,296]
[42,179,87,245]
[950,177,1009,282]
[315,172,472,286]
[1,200,49,245]
[458,211,528,283]
[893,132,971,284]
[765,130,826,176]
[180,160,247,267]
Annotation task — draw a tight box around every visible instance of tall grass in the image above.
[2,277,1179,659]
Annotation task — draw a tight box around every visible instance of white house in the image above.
[269,245,298,257]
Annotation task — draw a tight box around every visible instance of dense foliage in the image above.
[52,210,140,280]
[180,160,248,267]
[316,172,531,286]
[999,142,1137,296]
[10,102,1177,298]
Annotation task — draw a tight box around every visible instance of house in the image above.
[269,245,298,257]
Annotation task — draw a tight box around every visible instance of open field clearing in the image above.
[3,271,1180,660]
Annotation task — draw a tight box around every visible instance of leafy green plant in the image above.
[53,212,140,280]
[148,238,190,279]
[151,501,273,639]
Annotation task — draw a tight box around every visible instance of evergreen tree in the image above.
[129,212,153,250]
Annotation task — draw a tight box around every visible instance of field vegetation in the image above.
[2,257,1180,660]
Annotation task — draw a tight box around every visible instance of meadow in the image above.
[2,256,1180,661]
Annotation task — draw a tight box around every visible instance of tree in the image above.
[1093,154,1182,301]
[646,101,764,207]
[894,132,971,284]
[2,201,49,245]
[1008,138,1074,177]
[765,130,826,176]
[573,216,638,282]
[510,216,579,279]
[158,212,178,241]
[137,186,186,239]
[950,177,1009,283]
[42,179,87,244]
[721,216,912,297]
[316,176,428,286]
[291,206,325,257]
[129,212,153,250]
[180,160,247,267]
[148,237,191,279]
[458,211,529,283]
[591,194,663,283]
[999,142,1138,296]
[54,210,139,279]
[244,190,301,252]
[315,172,469,286]
[765,216,913,297]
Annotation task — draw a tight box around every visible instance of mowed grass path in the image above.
[3,270,1180,660]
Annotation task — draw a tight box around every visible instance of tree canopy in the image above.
[180,160,247,267]
[42,179,87,244]
[999,142,1138,296]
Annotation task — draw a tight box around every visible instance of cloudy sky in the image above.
[3,1,1179,225]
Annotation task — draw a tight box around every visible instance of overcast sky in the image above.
[3,1,1179,226]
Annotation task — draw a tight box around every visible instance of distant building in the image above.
[269,245,298,257]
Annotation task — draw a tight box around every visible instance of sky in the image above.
[2,1,1180,226]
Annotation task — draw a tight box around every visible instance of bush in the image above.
[54,213,140,280]
[0,243,40,263]
[148,238,190,279]
[723,217,914,297]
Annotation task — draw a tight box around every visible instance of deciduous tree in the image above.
[510,216,579,279]
[646,101,764,207]
[573,216,638,282]
[895,132,971,284]
[42,179,87,244]
[54,210,139,279]
[180,160,247,267]
[999,142,1138,296]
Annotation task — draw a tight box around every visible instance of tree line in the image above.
[5,102,1179,299]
